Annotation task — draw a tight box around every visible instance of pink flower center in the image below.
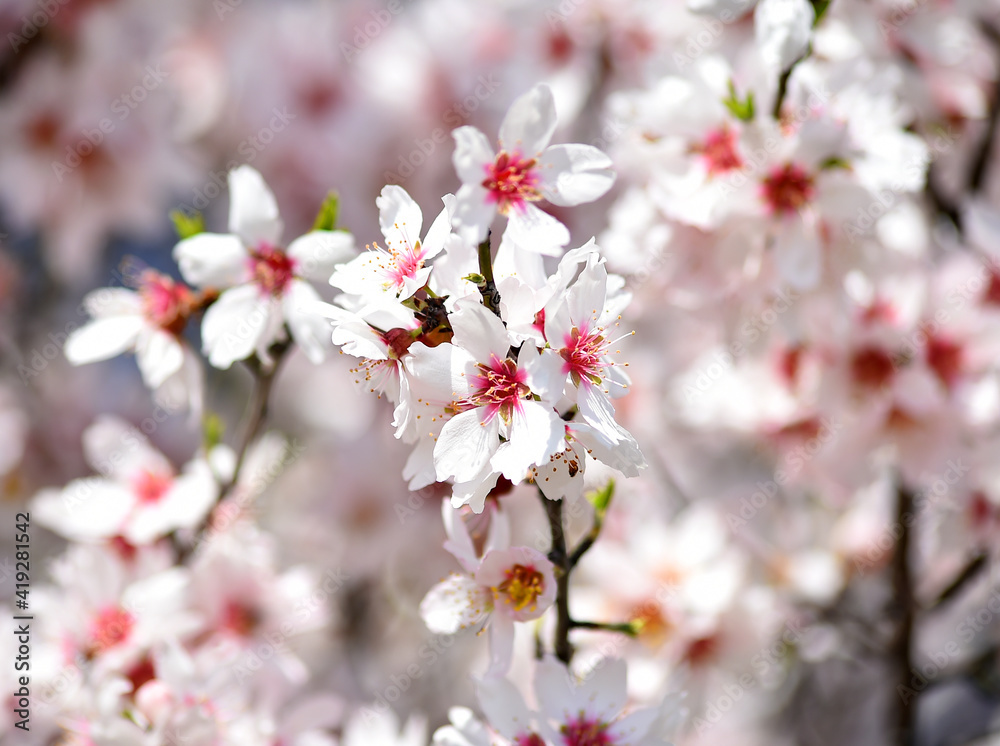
[249,243,297,296]
[761,163,815,215]
[496,564,545,612]
[132,470,173,505]
[850,346,896,390]
[482,151,542,215]
[518,734,547,746]
[561,716,614,746]
[139,271,195,334]
[459,355,529,423]
[89,606,135,653]
[220,599,260,637]
[369,237,427,290]
[560,326,608,387]
[696,127,743,176]
[926,336,964,390]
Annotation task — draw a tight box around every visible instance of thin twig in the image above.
[541,492,573,664]
[890,483,916,746]
[926,553,988,611]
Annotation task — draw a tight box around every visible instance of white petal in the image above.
[287,231,356,282]
[755,0,814,72]
[534,658,579,722]
[519,346,564,404]
[453,183,496,245]
[419,573,492,634]
[228,165,283,246]
[82,288,142,318]
[422,199,455,260]
[579,658,628,723]
[491,402,563,482]
[442,499,480,574]
[476,676,533,741]
[499,84,557,157]
[538,144,616,207]
[135,330,184,389]
[32,481,132,541]
[283,280,330,364]
[505,204,569,256]
[201,285,275,369]
[435,408,499,483]
[773,213,821,290]
[64,317,144,365]
[125,462,217,544]
[378,185,424,251]
[450,302,511,364]
[486,613,515,677]
[173,232,249,289]
[452,126,495,184]
[450,468,501,514]
[82,415,171,480]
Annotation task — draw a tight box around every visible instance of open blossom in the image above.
[420,502,556,675]
[330,186,454,302]
[452,84,615,254]
[32,416,218,546]
[401,302,566,507]
[64,269,202,401]
[433,658,683,746]
[173,165,355,369]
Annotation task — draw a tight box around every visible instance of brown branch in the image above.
[890,483,917,746]
[541,493,573,664]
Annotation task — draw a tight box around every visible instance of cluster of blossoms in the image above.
[9,0,1000,743]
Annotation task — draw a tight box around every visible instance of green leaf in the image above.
[587,479,615,514]
[722,81,755,122]
[203,412,225,450]
[312,191,340,232]
[811,0,831,25]
[463,273,486,285]
[819,156,851,171]
[170,209,204,240]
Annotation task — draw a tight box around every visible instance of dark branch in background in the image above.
[771,1,831,120]
[890,484,916,746]
[970,21,1000,194]
[175,338,291,562]
[926,553,988,611]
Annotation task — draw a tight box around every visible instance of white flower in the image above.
[64,270,202,401]
[451,84,615,254]
[420,502,556,675]
[331,185,453,302]
[32,416,218,546]
[173,165,355,369]
[402,302,565,502]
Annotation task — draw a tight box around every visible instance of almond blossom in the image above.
[420,501,556,675]
[452,84,615,254]
[173,165,355,369]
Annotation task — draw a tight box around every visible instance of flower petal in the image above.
[499,84,557,157]
[419,573,492,634]
[228,165,283,246]
[64,316,144,365]
[283,280,330,364]
[435,408,500,483]
[537,144,616,207]
[505,204,569,255]
[173,232,250,288]
[287,230,356,282]
[135,330,185,389]
[452,126,495,184]
[201,285,274,369]
[378,185,424,252]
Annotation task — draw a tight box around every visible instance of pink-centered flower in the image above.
[173,165,355,369]
[452,84,615,255]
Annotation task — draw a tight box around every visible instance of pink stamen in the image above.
[132,470,173,505]
[139,270,195,334]
[761,162,815,215]
[458,355,529,423]
[249,243,297,296]
[482,151,542,215]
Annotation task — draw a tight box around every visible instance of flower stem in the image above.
[477,234,502,317]
[541,493,574,664]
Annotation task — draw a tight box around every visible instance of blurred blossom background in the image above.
[5,0,1000,744]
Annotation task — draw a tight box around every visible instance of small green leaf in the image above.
[819,156,851,171]
[203,412,225,450]
[587,479,615,514]
[722,81,755,122]
[312,191,340,232]
[811,0,831,25]
[463,273,486,285]
[170,209,205,240]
